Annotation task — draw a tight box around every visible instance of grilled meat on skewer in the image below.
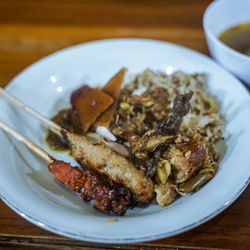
[61,132,154,204]
[0,87,154,207]
[0,120,135,215]
[49,160,134,215]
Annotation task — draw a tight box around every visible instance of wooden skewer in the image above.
[0,87,130,157]
[0,87,66,137]
[0,87,118,143]
[0,120,54,163]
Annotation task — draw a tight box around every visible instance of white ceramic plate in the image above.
[0,39,249,244]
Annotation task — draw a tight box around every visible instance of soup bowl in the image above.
[203,0,250,85]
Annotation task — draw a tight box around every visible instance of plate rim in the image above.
[1,177,249,243]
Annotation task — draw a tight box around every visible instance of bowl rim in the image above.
[2,177,249,243]
[203,0,250,62]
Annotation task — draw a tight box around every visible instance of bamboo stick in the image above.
[0,120,54,163]
[0,87,65,137]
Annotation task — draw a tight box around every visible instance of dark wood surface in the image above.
[0,1,249,249]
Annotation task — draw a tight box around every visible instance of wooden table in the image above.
[0,0,249,249]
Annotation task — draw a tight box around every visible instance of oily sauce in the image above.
[218,22,250,56]
[45,109,73,151]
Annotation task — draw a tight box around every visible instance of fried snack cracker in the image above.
[71,85,113,133]
[95,68,126,127]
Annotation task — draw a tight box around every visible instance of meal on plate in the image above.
[45,68,225,215]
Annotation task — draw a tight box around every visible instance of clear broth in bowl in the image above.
[218,22,250,57]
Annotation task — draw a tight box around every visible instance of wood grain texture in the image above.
[0,0,249,249]
[0,0,208,27]
[0,24,207,87]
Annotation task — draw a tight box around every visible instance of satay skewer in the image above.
[0,120,133,215]
[0,87,154,203]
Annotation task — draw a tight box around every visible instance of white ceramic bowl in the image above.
[203,0,250,85]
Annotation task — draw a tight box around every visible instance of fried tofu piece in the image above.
[71,85,113,134]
